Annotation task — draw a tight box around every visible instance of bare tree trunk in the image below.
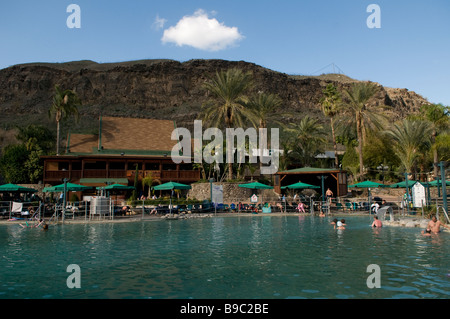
[56,120,60,156]
[432,131,438,178]
[330,118,339,168]
[356,114,364,180]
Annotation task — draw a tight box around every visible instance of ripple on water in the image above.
[0,216,448,299]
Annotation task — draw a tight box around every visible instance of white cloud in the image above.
[161,9,244,51]
[152,14,167,30]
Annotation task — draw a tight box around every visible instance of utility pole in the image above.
[404,172,410,215]
[438,161,448,216]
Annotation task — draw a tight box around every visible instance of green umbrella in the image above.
[349,181,385,188]
[281,182,320,190]
[0,183,37,193]
[348,181,385,212]
[96,184,135,201]
[50,182,92,192]
[239,182,273,207]
[152,181,192,191]
[152,182,192,214]
[238,182,273,189]
[387,180,418,188]
[96,184,135,191]
[428,180,450,187]
[43,186,56,192]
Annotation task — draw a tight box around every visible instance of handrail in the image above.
[437,205,450,224]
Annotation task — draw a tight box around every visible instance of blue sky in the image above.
[1,0,449,105]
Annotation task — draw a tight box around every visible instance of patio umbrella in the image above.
[348,181,385,188]
[42,186,56,192]
[239,181,274,190]
[49,182,92,192]
[348,181,385,212]
[239,182,273,206]
[96,184,135,200]
[0,183,37,193]
[152,181,192,191]
[387,180,418,188]
[97,184,135,191]
[428,180,450,187]
[281,182,320,190]
[152,182,192,214]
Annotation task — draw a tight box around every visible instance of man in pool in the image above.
[371,215,382,228]
[427,216,450,234]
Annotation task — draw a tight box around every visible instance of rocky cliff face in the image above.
[0,59,429,130]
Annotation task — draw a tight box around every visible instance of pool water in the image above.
[0,215,448,299]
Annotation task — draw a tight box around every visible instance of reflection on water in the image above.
[0,216,448,299]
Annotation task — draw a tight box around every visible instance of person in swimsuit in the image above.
[326,188,333,204]
[427,216,450,234]
[371,215,382,228]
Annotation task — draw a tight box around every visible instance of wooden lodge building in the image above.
[41,117,200,193]
[41,116,348,200]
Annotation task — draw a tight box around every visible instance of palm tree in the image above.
[285,115,326,167]
[415,104,449,177]
[385,119,432,174]
[142,174,154,198]
[339,82,386,179]
[320,84,342,167]
[246,92,286,172]
[48,85,81,155]
[201,68,254,180]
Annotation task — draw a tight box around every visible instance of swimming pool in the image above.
[0,215,448,299]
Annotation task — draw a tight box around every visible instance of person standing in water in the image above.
[427,216,450,234]
[371,215,382,228]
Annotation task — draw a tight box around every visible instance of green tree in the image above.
[362,132,400,182]
[201,68,254,180]
[48,85,81,155]
[142,174,154,198]
[385,119,432,174]
[339,82,387,179]
[320,83,342,167]
[24,148,44,184]
[411,103,450,177]
[246,92,286,172]
[16,124,55,154]
[434,133,450,162]
[285,115,326,167]
[0,144,29,183]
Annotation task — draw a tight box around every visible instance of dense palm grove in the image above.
[0,68,449,185]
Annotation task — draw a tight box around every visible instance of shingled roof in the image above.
[66,117,179,156]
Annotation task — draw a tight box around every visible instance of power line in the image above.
[310,63,345,76]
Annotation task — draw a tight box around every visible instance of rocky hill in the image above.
[0,59,429,133]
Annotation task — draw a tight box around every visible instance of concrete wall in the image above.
[188,182,280,203]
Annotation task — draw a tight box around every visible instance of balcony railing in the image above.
[45,169,200,182]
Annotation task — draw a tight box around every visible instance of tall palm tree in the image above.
[416,103,449,177]
[339,82,386,179]
[201,68,254,180]
[320,83,342,168]
[385,119,432,174]
[246,92,286,172]
[285,115,326,167]
[48,85,81,155]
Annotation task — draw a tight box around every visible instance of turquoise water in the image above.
[0,215,449,299]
